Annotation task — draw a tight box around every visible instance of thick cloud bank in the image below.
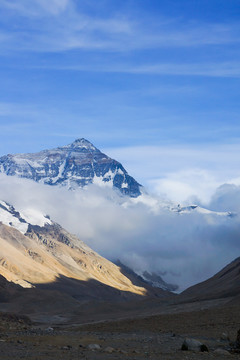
[0,173,239,291]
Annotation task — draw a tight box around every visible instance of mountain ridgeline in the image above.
[0,139,142,197]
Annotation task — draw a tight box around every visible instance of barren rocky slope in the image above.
[180,256,240,301]
[0,222,149,297]
[0,199,174,322]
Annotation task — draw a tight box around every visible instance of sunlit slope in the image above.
[0,222,146,296]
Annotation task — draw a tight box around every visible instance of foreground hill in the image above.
[180,257,240,301]
[0,138,142,197]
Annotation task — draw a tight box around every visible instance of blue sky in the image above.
[1,0,240,201]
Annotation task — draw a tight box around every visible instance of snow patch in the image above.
[171,204,234,217]
[20,209,52,227]
[0,200,52,234]
[0,206,28,234]
[51,160,66,184]
[92,169,116,188]
[117,168,124,175]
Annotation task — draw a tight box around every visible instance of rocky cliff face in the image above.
[0,138,142,197]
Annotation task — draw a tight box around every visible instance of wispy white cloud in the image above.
[35,0,70,16]
[0,0,70,17]
[0,102,59,121]
[150,169,222,205]
[0,0,134,52]
[0,1,239,53]
[34,60,240,78]
[113,62,240,78]
[0,102,74,139]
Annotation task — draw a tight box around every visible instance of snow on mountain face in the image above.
[127,192,235,218]
[170,204,235,217]
[140,271,178,292]
[0,200,51,234]
[0,138,142,197]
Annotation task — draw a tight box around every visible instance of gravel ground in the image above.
[0,303,240,359]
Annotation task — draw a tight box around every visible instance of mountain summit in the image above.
[0,139,142,197]
[64,138,100,151]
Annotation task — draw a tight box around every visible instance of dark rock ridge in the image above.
[0,138,142,197]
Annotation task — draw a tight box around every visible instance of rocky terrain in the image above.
[0,138,142,197]
[0,299,240,360]
[0,220,149,296]
[0,250,240,360]
[0,202,239,359]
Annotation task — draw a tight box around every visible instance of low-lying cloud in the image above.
[105,143,240,205]
[0,173,239,291]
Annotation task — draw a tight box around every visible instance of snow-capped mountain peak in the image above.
[0,139,142,197]
[64,138,99,151]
